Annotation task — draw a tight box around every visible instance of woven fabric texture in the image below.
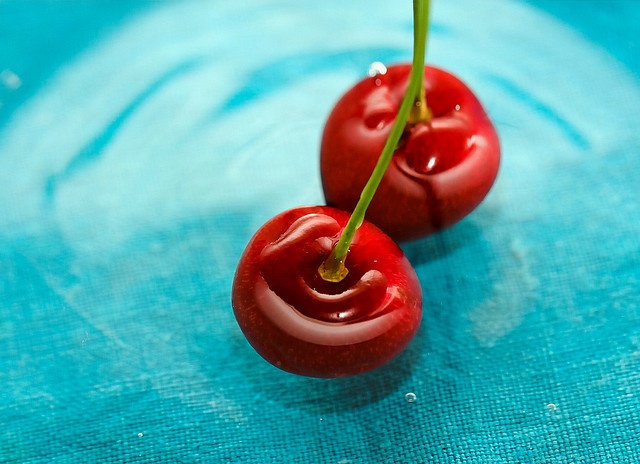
[1,1,639,462]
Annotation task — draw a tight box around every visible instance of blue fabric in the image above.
[1,1,639,462]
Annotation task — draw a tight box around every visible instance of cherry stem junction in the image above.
[319,0,431,283]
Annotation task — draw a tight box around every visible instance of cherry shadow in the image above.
[400,218,484,268]
[254,337,425,415]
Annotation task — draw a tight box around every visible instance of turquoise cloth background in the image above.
[1,1,639,462]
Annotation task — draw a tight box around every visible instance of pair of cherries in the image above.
[232,2,500,378]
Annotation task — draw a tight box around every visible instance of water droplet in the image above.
[367,61,387,78]
[138,432,144,438]
[454,104,461,111]
[405,392,417,403]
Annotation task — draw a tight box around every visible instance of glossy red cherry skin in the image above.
[321,64,500,242]
[232,206,422,378]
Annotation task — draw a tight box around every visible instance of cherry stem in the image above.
[319,0,430,283]
[408,1,432,124]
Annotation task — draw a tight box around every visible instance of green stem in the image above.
[319,0,430,282]
[408,0,432,124]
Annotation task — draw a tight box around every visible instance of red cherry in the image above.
[232,206,422,378]
[321,64,500,242]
